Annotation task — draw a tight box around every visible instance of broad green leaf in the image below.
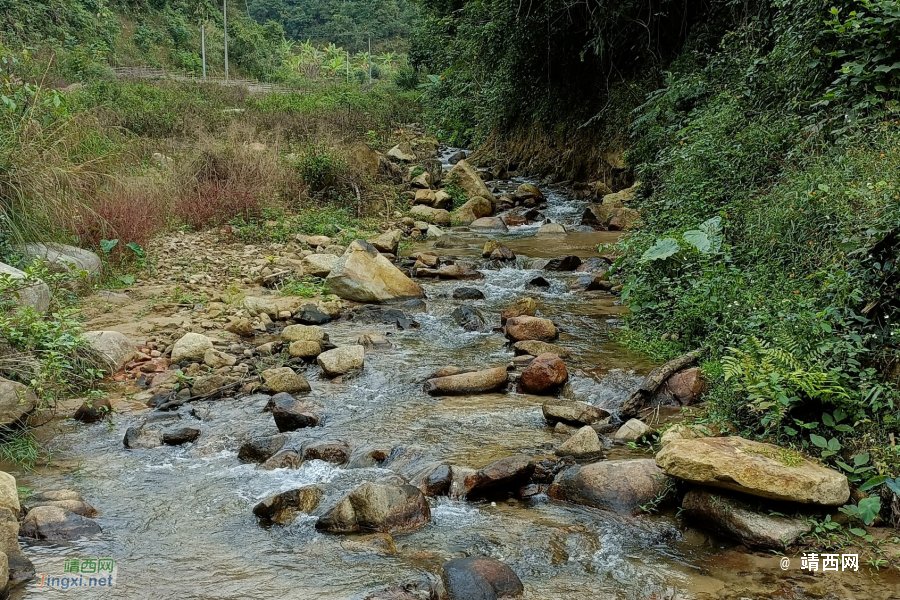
[810,434,827,448]
[640,238,680,262]
[683,229,711,253]
[859,475,888,492]
[853,452,870,466]
[822,413,835,427]
[885,478,900,496]
[125,242,146,258]
[100,239,119,254]
[857,497,881,526]
[827,437,841,452]
[849,527,867,537]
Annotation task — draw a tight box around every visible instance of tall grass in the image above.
[1,68,416,263]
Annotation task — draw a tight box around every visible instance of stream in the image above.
[8,150,896,600]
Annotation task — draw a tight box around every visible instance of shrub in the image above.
[77,177,171,256]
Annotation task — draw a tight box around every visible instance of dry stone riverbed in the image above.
[5,152,899,599]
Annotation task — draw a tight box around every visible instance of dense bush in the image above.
[617,2,900,476]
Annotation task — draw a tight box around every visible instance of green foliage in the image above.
[822,1,900,111]
[0,429,41,470]
[71,80,232,137]
[0,0,289,81]
[247,0,420,53]
[290,144,345,195]
[230,206,377,246]
[277,276,326,298]
[611,1,900,473]
[392,64,419,91]
[0,265,104,402]
[443,172,467,210]
[840,496,882,526]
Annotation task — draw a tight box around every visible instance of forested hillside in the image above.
[249,0,419,52]
[0,0,287,80]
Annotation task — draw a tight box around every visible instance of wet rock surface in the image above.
[549,459,668,513]
[441,556,524,600]
[316,482,431,535]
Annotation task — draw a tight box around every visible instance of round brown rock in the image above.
[517,353,567,394]
[504,316,557,342]
[441,556,523,600]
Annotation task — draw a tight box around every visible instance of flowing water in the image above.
[9,150,899,599]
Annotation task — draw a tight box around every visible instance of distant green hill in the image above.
[248,0,419,52]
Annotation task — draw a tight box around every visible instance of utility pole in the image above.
[223,0,230,81]
[367,32,372,84]
[201,22,207,79]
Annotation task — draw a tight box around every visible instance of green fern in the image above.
[723,337,850,425]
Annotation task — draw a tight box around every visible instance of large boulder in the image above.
[19,243,101,276]
[0,378,38,428]
[541,399,609,426]
[0,473,19,514]
[463,455,535,499]
[253,486,323,525]
[543,256,582,272]
[387,143,416,162]
[549,459,668,513]
[81,331,135,372]
[317,345,365,378]
[0,262,50,313]
[316,482,431,535]
[270,393,320,432]
[414,189,437,206]
[171,332,213,364]
[301,253,340,277]
[123,425,163,449]
[260,367,311,394]
[470,217,507,233]
[681,487,810,550]
[517,353,567,395]
[453,197,493,225]
[0,509,18,556]
[656,437,850,505]
[662,367,704,404]
[73,395,112,423]
[448,160,494,201]
[556,426,603,459]
[24,490,96,519]
[238,433,289,463]
[441,556,523,600]
[281,324,327,344]
[504,316,557,342]
[410,205,451,225]
[500,298,537,324]
[326,241,424,303]
[368,230,403,256]
[424,367,508,396]
[20,506,101,540]
[536,223,566,235]
[451,306,486,332]
[614,419,652,442]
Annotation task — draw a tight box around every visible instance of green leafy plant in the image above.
[840,496,882,526]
